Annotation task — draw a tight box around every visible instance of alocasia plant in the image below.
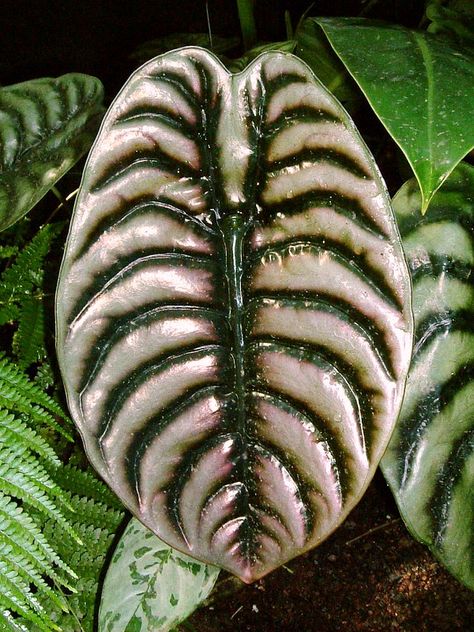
[382,162,474,590]
[55,47,413,583]
[0,73,104,231]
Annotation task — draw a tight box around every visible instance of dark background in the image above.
[0,0,425,96]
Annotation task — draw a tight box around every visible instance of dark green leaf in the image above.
[0,73,104,231]
[314,17,474,213]
[381,162,474,590]
[56,48,413,582]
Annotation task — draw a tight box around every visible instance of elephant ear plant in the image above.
[55,47,413,583]
[382,162,474,590]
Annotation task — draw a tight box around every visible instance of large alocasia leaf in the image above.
[312,18,474,214]
[56,47,413,582]
[0,73,104,231]
[382,162,474,590]
[99,517,219,632]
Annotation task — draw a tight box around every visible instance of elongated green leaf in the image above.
[0,73,104,231]
[56,47,413,582]
[313,17,474,213]
[381,162,474,590]
[99,518,219,632]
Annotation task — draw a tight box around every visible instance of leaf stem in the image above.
[237,0,257,51]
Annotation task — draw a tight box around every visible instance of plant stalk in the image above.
[237,0,257,51]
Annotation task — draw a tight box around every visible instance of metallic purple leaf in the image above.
[56,48,413,582]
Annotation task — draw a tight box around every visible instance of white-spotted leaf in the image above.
[99,518,219,632]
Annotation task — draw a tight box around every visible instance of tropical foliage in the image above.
[0,1,473,630]
[55,46,412,584]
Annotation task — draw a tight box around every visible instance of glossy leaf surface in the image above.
[382,163,474,589]
[0,73,104,231]
[99,517,219,632]
[314,18,474,213]
[56,48,412,582]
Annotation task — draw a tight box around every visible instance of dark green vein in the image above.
[163,431,237,546]
[431,427,474,550]
[410,255,472,282]
[398,211,474,237]
[250,339,366,456]
[219,214,252,547]
[90,154,198,193]
[250,439,315,537]
[78,305,228,394]
[251,387,350,497]
[147,72,201,111]
[414,309,473,357]
[264,106,340,140]
[247,237,402,311]
[95,344,228,442]
[74,196,217,263]
[68,252,218,328]
[259,189,387,238]
[115,106,196,139]
[398,363,474,487]
[263,72,308,100]
[265,146,370,180]
[194,60,224,219]
[242,80,266,217]
[246,292,396,381]
[124,384,229,501]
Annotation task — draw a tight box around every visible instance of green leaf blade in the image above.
[381,162,474,589]
[313,18,474,213]
[99,518,219,632]
[0,73,104,231]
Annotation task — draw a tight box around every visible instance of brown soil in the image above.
[187,472,474,632]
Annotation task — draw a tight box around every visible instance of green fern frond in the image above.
[0,245,18,260]
[34,363,55,390]
[0,493,75,583]
[0,223,59,307]
[0,560,62,632]
[0,354,71,439]
[0,411,59,466]
[0,609,29,632]
[0,356,81,630]
[0,197,126,630]
[13,296,45,369]
[33,467,125,631]
[0,447,80,543]
[0,223,62,368]
[52,465,123,510]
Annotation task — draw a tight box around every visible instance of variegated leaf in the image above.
[382,163,474,589]
[56,48,413,582]
[99,517,219,632]
[0,73,104,231]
